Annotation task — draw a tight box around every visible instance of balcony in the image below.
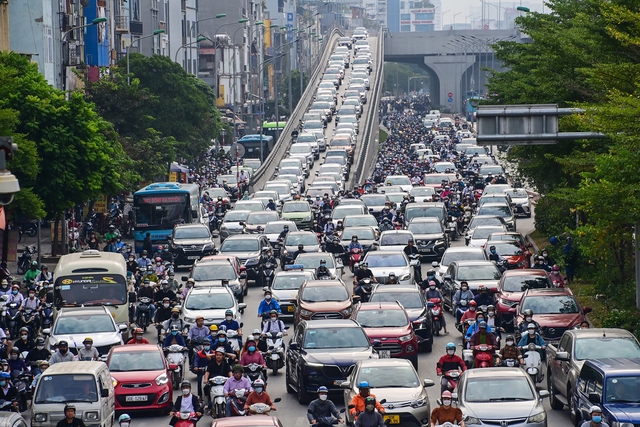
[130,20,143,35]
[115,15,130,33]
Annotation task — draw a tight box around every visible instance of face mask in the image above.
[506,340,514,346]
[171,331,178,336]
[461,286,468,291]
[365,404,375,412]
[248,346,256,352]
[85,344,91,349]
[428,274,434,278]
[0,381,6,387]
[29,294,35,299]
[136,335,142,341]
[162,285,168,290]
[525,316,532,322]
[9,355,17,360]
[253,335,261,341]
[129,258,134,262]
[11,290,17,295]
[490,249,496,254]
[320,264,326,267]
[430,286,436,290]
[219,338,226,343]
[528,330,535,335]
[469,307,476,311]
[265,295,271,301]
[542,253,548,258]
[442,399,452,406]
[592,416,602,424]
[226,316,232,321]
[37,345,44,350]
[142,256,147,259]
[447,350,454,356]
[121,422,130,427]
[157,263,162,266]
[164,303,170,308]
[352,238,357,242]
[271,317,277,321]
[172,314,179,319]
[255,387,263,393]
[164,248,168,252]
[20,335,27,340]
[319,394,328,401]
[488,311,495,317]
[182,388,190,395]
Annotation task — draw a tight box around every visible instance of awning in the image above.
[170,162,189,173]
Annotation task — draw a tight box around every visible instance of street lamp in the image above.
[189,13,226,72]
[60,17,107,91]
[127,29,165,85]
[453,12,461,28]
[174,35,207,69]
[517,6,530,12]
[211,19,250,101]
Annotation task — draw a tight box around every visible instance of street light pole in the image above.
[231,25,247,144]
[212,19,249,102]
[188,13,226,74]
[174,36,206,70]
[60,17,107,91]
[127,29,165,85]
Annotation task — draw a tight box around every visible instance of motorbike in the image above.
[20,308,38,339]
[355,278,373,303]
[454,299,469,323]
[226,330,242,356]
[13,372,32,412]
[247,398,281,415]
[349,248,363,273]
[500,358,520,368]
[16,220,38,238]
[0,399,18,413]
[208,376,228,419]
[261,261,275,289]
[137,296,153,331]
[228,388,248,417]
[521,343,543,383]
[41,302,54,331]
[244,363,266,384]
[5,302,21,339]
[428,298,444,336]
[442,369,461,393]
[312,408,347,427]
[408,254,422,283]
[447,216,457,241]
[174,412,198,427]
[68,226,80,251]
[165,344,187,390]
[264,332,285,374]
[16,246,36,274]
[463,344,496,369]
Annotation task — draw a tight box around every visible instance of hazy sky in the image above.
[439,0,547,28]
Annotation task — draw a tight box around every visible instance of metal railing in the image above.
[114,15,130,32]
[249,27,345,192]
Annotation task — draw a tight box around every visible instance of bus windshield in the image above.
[134,194,189,228]
[54,275,127,306]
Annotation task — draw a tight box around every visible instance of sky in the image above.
[437,0,547,29]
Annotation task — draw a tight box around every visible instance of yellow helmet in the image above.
[209,325,218,332]
[83,337,93,344]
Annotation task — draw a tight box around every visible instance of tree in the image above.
[382,62,429,95]
[0,52,124,218]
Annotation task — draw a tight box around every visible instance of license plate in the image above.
[287,306,295,312]
[379,350,391,358]
[333,380,345,386]
[384,415,400,424]
[187,256,199,260]
[125,395,148,402]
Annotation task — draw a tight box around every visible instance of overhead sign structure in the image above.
[476,104,606,146]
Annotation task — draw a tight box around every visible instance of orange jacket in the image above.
[349,393,385,416]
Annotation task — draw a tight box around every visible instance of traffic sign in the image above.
[447,92,453,98]
[447,97,454,103]
[484,24,490,30]
[229,143,245,159]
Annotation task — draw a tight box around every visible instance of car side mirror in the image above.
[588,392,601,404]
[118,324,128,333]
[423,379,435,387]
[444,275,452,280]
[583,306,592,314]
[101,388,109,398]
[42,328,51,335]
[431,262,439,268]
[289,342,299,350]
[539,390,550,399]
[340,381,351,389]
[238,303,247,311]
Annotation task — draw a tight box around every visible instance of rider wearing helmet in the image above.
[26,336,51,366]
[126,328,150,345]
[57,403,85,427]
[517,308,541,336]
[77,337,99,361]
[430,391,465,427]
[581,406,608,427]
[258,289,281,321]
[262,310,286,336]
[162,324,187,348]
[496,335,524,366]
[421,269,441,290]
[169,381,203,426]
[473,286,494,307]
[348,381,385,418]
[384,272,399,285]
[549,264,565,287]
[315,260,332,279]
[244,378,276,412]
[348,235,363,252]
[308,386,344,426]
[219,309,242,336]
[118,414,131,427]
[453,281,475,323]
[436,343,467,392]
[355,396,385,427]
[23,261,41,287]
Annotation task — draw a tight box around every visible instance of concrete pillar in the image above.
[0,1,9,52]
[423,54,475,113]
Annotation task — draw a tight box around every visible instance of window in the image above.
[401,13,410,20]
[401,25,411,32]
[400,1,405,8]
[414,12,434,20]
[414,24,434,31]
[44,27,53,63]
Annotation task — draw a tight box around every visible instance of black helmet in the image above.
[64,404,76,412]
[523,308,534,317]
[180,381,191,388]
[298,244,304,250]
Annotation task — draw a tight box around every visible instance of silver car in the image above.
[363,251,414,285]
[271,269,316,319]
[219,210,250,243]
[341,359,435,425]
[504,188,532,218]
[456,367,549,427]
[433,246,488,282]
[181,286,246,327]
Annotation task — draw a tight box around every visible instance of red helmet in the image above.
[469,300,478,307]
[155,257,162,262]
[157,245,163,250]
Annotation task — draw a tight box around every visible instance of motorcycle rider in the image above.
[35,265,52,284]
[26,337,51,366]
[517,309,542,336]
[153,299,173,343]
[354,262,377,299]
[379,217,394,232]
[517,323,547,359]
[307,386,344,426]
[277,225,289,241]
[488,245,506,263]
[325,236,346,265]
[257,290,281,322]
[355,396,385,427]
[77,337,99,361]
[169,381,203,426]
[315,260,332,279]
[117,414,131,427]
[7,347,28,374]
[384,272,399,285]
[453,281,475,323]
[420,269,441,290]
[258,248,277,286]
[496,335,524,366]
[312,220,323,235]
[549,265,565,286]
[49,340,76,365]
[323,220,335,236]
[223,365,253,416]
[430,391,465,427]
[126,328,150,344]
[262,310,287,336]
[425,281,448,334]
[464,310,493,342]
[243,378,276,413]
[239,339,266,369]
[581,406,609,427]
[166,272,180,293]
[436,342,467,392]
[468,321,498,354]
[163,324,187,355]
[56,404,85,427]
[252,329,268,353]
[21,287,42,330]
[473,287,494,307]
[22,261,40,287]
[187,316,209,364]
[202,348,232,407]
[348,235,363,253]
[266,199,277,211]
[154,281,178,307]
[12,327,34,354]
[292,244,306,261]
[136,250,152,270]
[0,279,10,297]
[335,220,344,234]
[7,283,23,305]
[348,381,385,418]
[211,330,237,361]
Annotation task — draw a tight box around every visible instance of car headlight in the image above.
[464,415,481,425]
[184,317,195,323]
[340,307,352,316]
[304,216,312,221]
[435,239,446,246]
[155,372,169,386]
[410,397,427,408]
[399,333,414,342]
[84,411,100,421]
[300,309,313,317]
[220,225,227,230]
[612,422,635,427]
[203,243,214,251]
[527,411,546,423]
[34,414,48,422]
[111,376,118,387]
[399,273,411,281]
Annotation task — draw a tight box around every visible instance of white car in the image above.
[467,225,508,248]
[363,251,415,285]
[378,230,415,252]
[384,175,412,192]
[432,246,488,282]
[288,143,314,168]
[181,286,246,327]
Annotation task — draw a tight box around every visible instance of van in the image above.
[31,362,115,427]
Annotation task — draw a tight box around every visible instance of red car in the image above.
[514,288,591,343]
[483,240,531,269]
[497,269,552,329]
[107,344,174,412]
[352,302,419,368]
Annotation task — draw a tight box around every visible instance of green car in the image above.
[280,201,313,230]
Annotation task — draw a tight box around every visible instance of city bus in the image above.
[237,134,275,160]
[132,182,202,253]
[261,121,286,140]
[53,250,129,325]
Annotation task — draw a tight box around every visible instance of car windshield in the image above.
[424,175,449,184]
[220,239,259,252]
[478,206,512,218]
[185,292,234,310]
[34,374,99,403]
[356,365,420,388]
[247,212,279,225]
[366,254,407,268]
[333,207,364,219]
[502,276,550,292]
[264,223,294,234]
[264,185,289,195]
[408,222,442,234]
[192,264,237,281]
[488,242,524,256]
[465,377,535,402]
[344,217,377,228]
[360,196,387,206]
[331,139,350,147]
[296,256,335,269]
[54,314,115,334]
[504,189,529,198]
[224,211,250,222]
[285,233,319,246]
[411,187,435,196]
[272,274,309,290]
[483,185,510,195]
[280,168,302,176]
[605,376,640,403]
[301,285,348,302]
[342,228,375,241]
[370,291,423,309]
[290,144,311,154]
[406,206,444,222]
[469,217,504,229]
[283,203,310,213]
[234,202,263,212]
[356,309,408,327]
[520,295,579,314]
[303,327,370,349]
[574,338,640,361]
[386,177,410,186]
[441,250,486,266]
[381,233,412,246]
[174,227,210,239]
[457,265,501,281]
[472,227,506,240]
[108,351,166,372]
[479,196,509,206]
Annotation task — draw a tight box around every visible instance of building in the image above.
[387,0,437,32]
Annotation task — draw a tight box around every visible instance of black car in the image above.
[338,37,352,49]
[286,319,380,403]
[406,217,449,261]
[369,284,434,352]
[168,224,216,266]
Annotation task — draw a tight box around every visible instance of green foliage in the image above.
[383,62,429,95]
[532,194,575,237]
